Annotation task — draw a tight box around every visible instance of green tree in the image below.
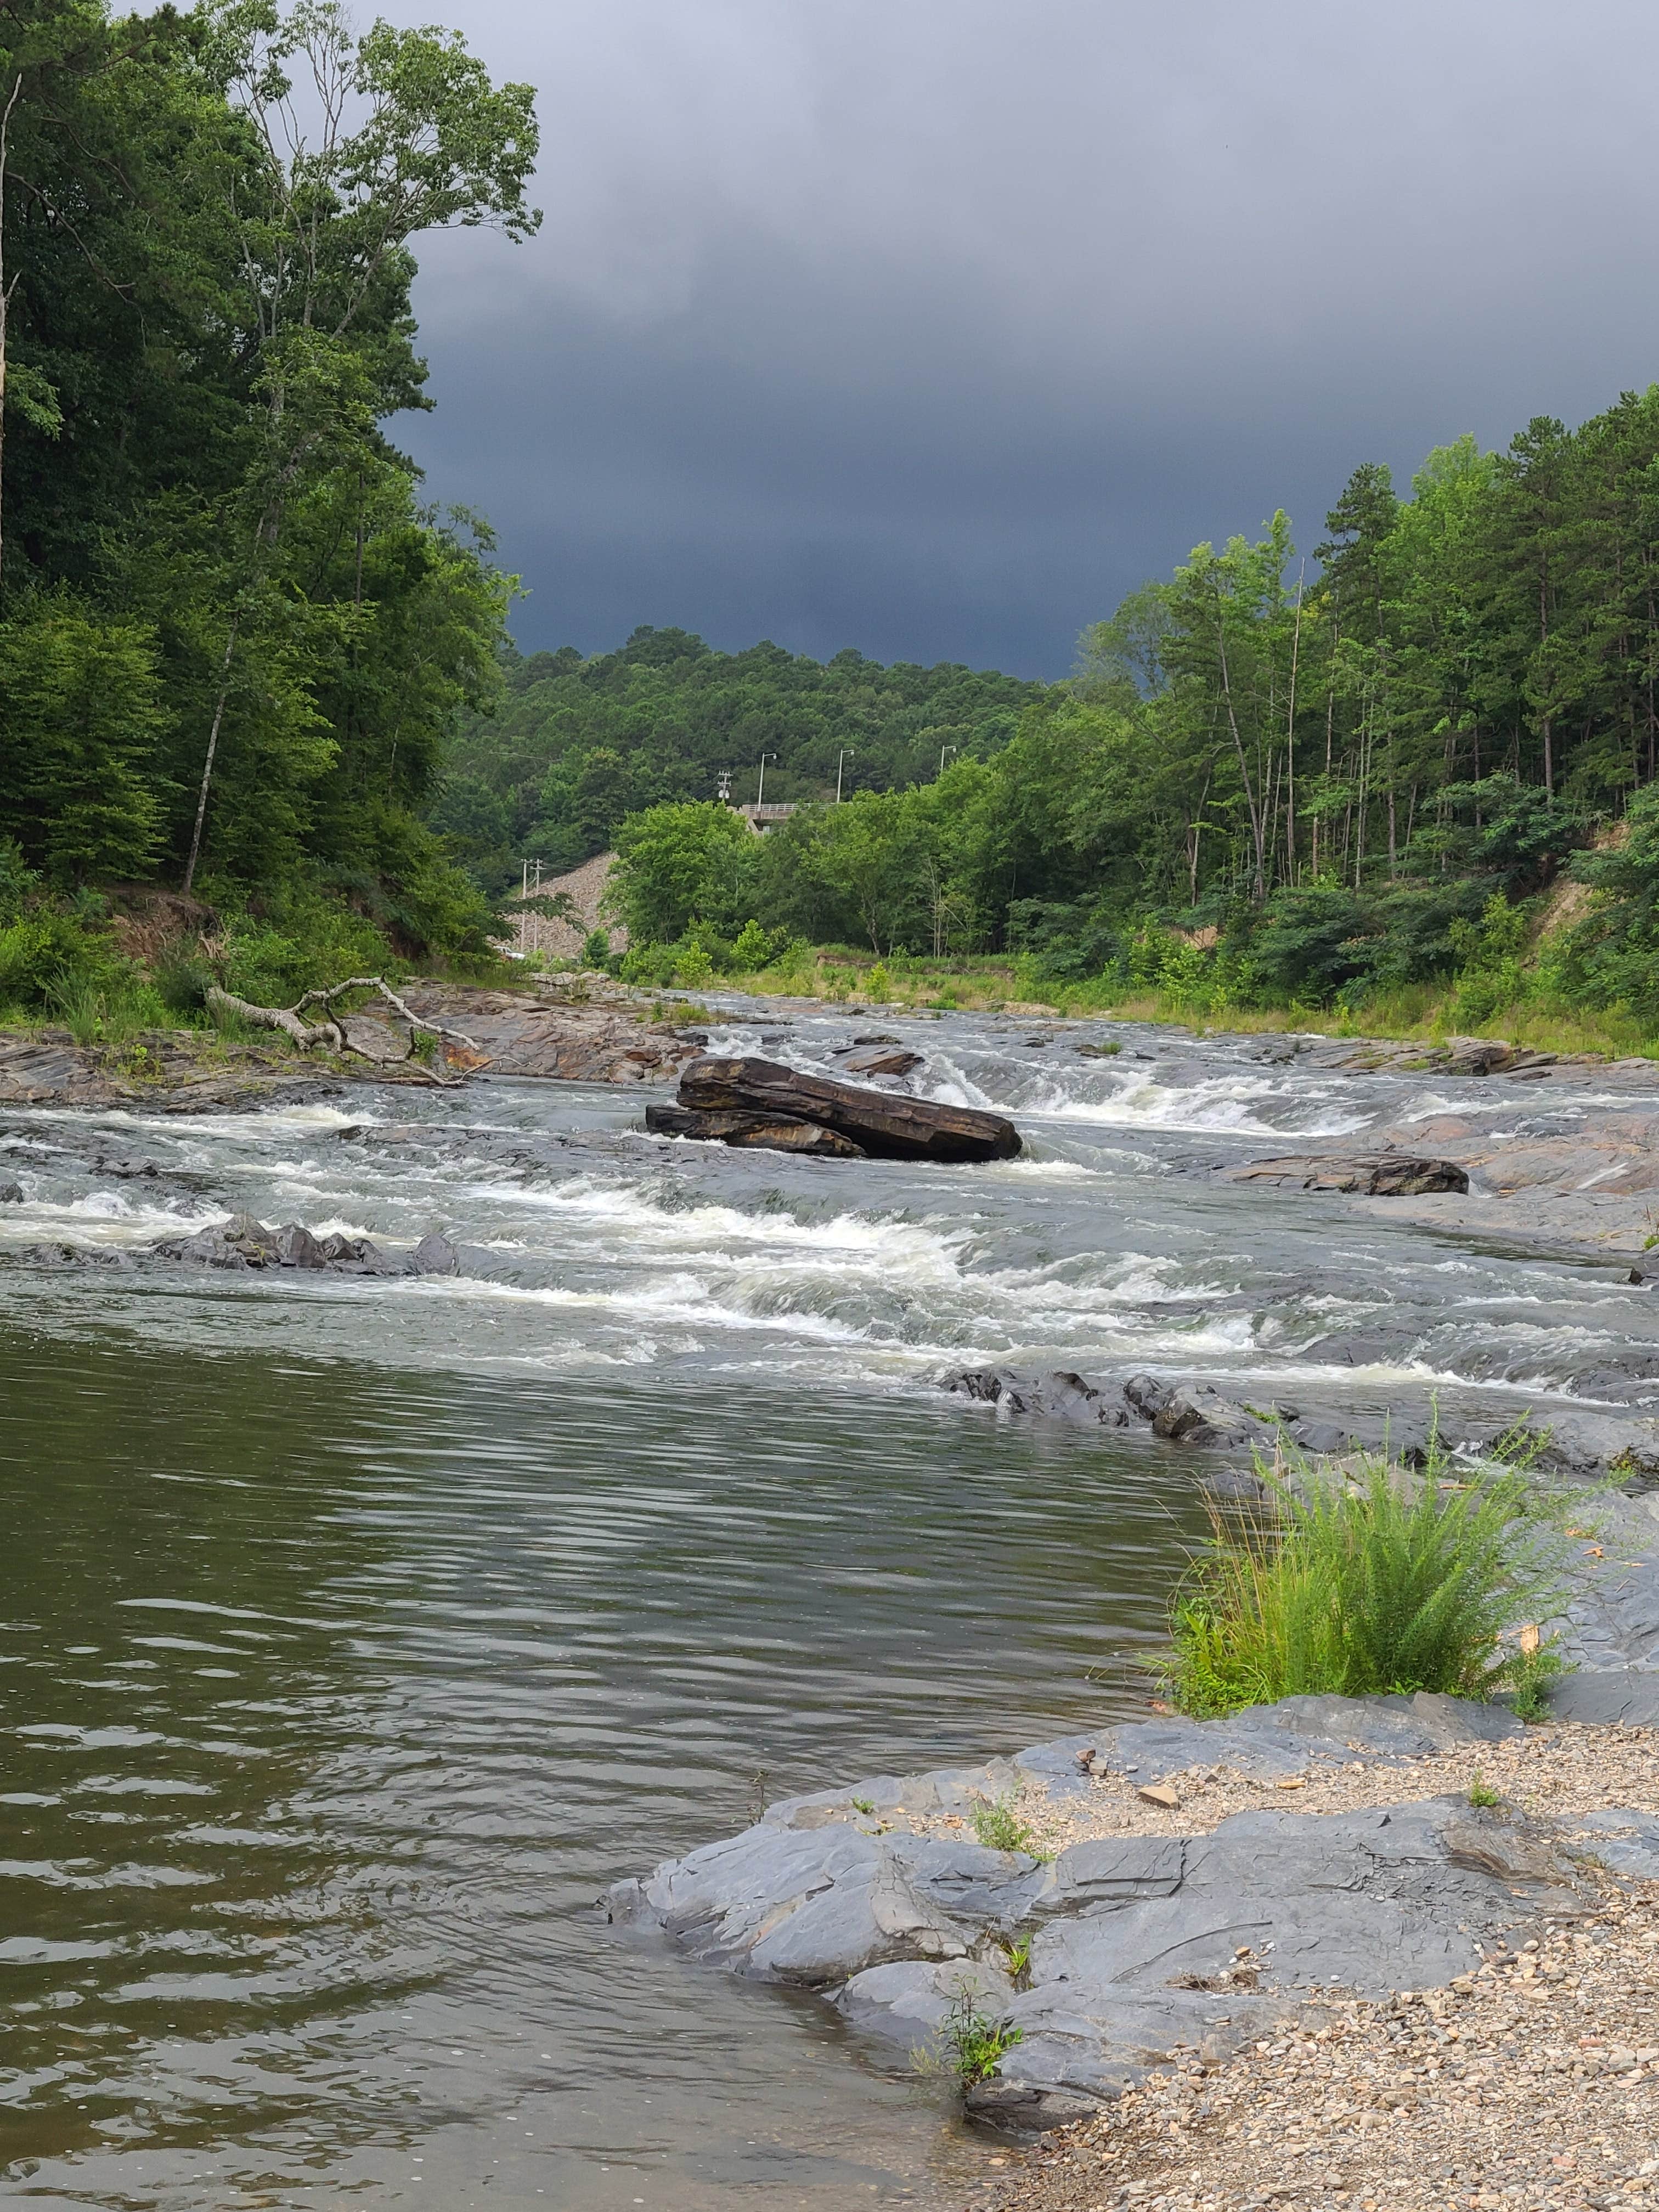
[609,802,758,944]
[0,600,162,879]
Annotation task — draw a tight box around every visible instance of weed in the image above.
[912,1983,1023,2090]
[971,1791,1032,1854]
[48,981,155,1048]
[1468,1770,1503,1809]
[850,1795,876,1816]
[206,994,261,1043]
[1164,1429,1576,1719]
[745,1768,770,1826]
[1508,1635,1567,1722]
[1000,1934,1032,1987]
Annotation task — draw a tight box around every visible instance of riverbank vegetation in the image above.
[1165,1443,1575,1722]
[563,385,1659,1055]
[0,0,539,1023]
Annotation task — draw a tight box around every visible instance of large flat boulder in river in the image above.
[674,1054,1022,1163]
[645,1103,864,1158]
[1227,1152,1469,1196]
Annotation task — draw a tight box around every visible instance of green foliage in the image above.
[1165,1440,1575,1719]
[0,0,535,964]
[0,904,122,1014]
[913,1984,1023,2091]
[1466,1771,1503,1809]
[730,917,791,972]
[581,926,612,969]
[610,803,760,943]
[442,625,1040,885]
[206,879,404,1003]
[0,602,164,882]
[969,1793,1032,1854]
[1508,1639,1567,1722]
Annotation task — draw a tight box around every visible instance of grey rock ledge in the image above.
[607,1690,1659,2131]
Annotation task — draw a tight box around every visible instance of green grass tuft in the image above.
[1164,1433,1576,1719]
[970,1792,1032,1853]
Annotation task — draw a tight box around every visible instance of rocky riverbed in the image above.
[608,1487,1659,2168]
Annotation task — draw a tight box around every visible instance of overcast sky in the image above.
[382,0,1659,678]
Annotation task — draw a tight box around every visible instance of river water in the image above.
[3,1001,1657,2208]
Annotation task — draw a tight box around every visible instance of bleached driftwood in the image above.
[204,977,481,1084]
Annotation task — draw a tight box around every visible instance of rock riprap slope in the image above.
[608,1689,1659,2132]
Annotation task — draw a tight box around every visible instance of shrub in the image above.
[205,879,400,1005]
[0,904,124,1013]
[151,948,215,1015]
[1165,1438,1575,1719]
[581,926,611,968]
[730,917,792,973]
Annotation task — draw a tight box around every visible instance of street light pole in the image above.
[756,753,776,810]
[939,743,958,778]
[836,747,855,803]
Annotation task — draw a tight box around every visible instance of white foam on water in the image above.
[21,1102,375,1142]
[0,1192,215,1244]
[461,1175,974,1269]
[391,1271,900,1348]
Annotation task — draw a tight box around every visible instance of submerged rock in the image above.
[941,1368,1130,1425]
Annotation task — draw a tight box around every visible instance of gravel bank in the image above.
[975,1765,1659,2212]
[918,1719,1659,1863]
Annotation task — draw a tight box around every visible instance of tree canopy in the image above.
[601,384,1659,1017]
[434,624,1042,893]
[0,0,537,968]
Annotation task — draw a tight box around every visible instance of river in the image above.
[2,1001,1656,2208]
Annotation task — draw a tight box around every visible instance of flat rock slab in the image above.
[610,1691,1613,2130]
[676,1055,1021,1163]
[402,990,704,1084]
[1227,1153,1470,1197]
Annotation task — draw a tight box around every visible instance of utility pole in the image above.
[519,859,528,959]
[836,748,855,803]
[755,753,776,811]
[939,744,958,777]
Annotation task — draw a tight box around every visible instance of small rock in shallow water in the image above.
[411,1231,459,1276]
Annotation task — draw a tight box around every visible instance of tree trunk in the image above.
[183,617,239,894]
[1284,567,1304,886]
[0,73,24,595]
[1214,594,1266,902]
[205,977,479,1078]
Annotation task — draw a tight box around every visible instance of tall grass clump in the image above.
[1166,1437,1577,1719]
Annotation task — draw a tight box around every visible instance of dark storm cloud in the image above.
[380,0,1659,674]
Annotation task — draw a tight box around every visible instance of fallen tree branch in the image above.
[204,977,482,1083]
